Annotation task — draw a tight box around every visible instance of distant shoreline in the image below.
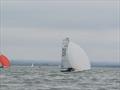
[11,64,120,68]
[10,60,120,67]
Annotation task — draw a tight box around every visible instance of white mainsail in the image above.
[61,38,91,72]
[61,38,71,69]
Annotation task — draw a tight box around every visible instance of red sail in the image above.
[0,55,10,68]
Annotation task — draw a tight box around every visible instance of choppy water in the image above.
[0,66,120,90]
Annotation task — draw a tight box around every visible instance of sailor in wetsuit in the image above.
[61,67,74,72]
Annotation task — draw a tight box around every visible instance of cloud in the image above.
[1,0,118,29]
[0,0,119,64]
[1,27,119,64]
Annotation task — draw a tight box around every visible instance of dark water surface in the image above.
[0,66,120,90]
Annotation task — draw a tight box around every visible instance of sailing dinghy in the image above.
[61,37,91,72]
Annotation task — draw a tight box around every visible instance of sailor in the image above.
[67,68,74,72]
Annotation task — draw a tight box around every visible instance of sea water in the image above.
[0,66,120,90]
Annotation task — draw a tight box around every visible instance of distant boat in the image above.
[31,63,34,67]
[61,37,91,72]
[0,54,10,68]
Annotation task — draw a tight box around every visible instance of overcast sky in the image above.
[0,0,119,64]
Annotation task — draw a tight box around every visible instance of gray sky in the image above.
[0,0,119,64]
